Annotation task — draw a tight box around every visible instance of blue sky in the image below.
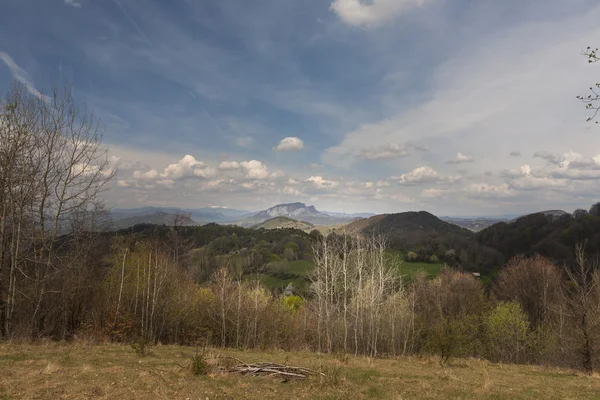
[1,0,600,215]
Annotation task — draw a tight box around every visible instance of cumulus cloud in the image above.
[160,155,215,180]
[240,160,271,179]
[305,176,340,189]
[446,152,474,164]
[133,169,159,179]
[218,161,240,170]
[360,142,409,160]
[396,166,440,185]
[330,0,432,28]
[282,186,305,196]
[274,137,305,151]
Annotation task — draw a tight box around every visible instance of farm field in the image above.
[251,257,446,292]
[0,343,599,399]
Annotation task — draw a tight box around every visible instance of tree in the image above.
[494,255,563,329]
[590,202,600,217]
[573,209,589,219]
[577,47,600,123]
[485,302,531,364]
[563,242,600,375]
[0,81,114,338]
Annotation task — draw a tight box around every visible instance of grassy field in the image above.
[1,343,599,399]
[398,261,444,279]
[248,259,313,292]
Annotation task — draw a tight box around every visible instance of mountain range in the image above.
[108,202,374,229]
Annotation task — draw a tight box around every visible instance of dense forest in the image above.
[354,208,600,277]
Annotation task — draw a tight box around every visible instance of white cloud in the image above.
[240,160,271,179]
[305,176,340,189]
[360,142,409,160]
[0,52,48,100]
[218,161,240,170]
[274,137,305,151]
[330,0,432,28]
[160,155,215,180]
[446,152,474,164]
[64,0,82,7]
[322,6,600,180]
[421,188,445,199]
[156,179,175,188]
[133,169,159,179]
[282,186,305,196]
[463,183,515,199]
[509,176,567,190]
[396,166,439,185]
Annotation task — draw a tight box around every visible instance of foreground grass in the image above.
[0,343,599,399]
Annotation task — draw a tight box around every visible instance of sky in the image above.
[1,0,600,216]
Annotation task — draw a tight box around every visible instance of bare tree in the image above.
[577,46,600,123]
[564,242,600,374]
[0,81,114,338]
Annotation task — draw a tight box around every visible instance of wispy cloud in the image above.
[330,0,434,28]
[0,52,49,101]
[113,0,152,45]
[64,0,82,8]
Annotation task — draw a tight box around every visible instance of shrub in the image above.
[406,251,418,262]
[190,348,210,376]
[429,255,439,263]
[130,339,151,357]
[283,295,304,311]
[484,301,531,364]
[425,315,480,364]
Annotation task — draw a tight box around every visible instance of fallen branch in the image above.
[227,362,326,379]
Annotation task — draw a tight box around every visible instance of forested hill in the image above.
[342,207,600,276]
[346,211,472,239]
[477,211,600,266]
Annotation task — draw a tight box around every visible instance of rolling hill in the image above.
[345,211,473,237]
[111,211,197,229]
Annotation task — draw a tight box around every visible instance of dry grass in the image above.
[0,342,599,399]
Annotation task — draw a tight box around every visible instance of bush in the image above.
[429,255,439,263]
[130,339,151,357]
[425,315,480,364]
[190,348,210,376]
[406,251,418,262]
[283,295,304,311]
[484,301,531,363]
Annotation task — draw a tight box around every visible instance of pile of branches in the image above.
[228,361,325,379]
